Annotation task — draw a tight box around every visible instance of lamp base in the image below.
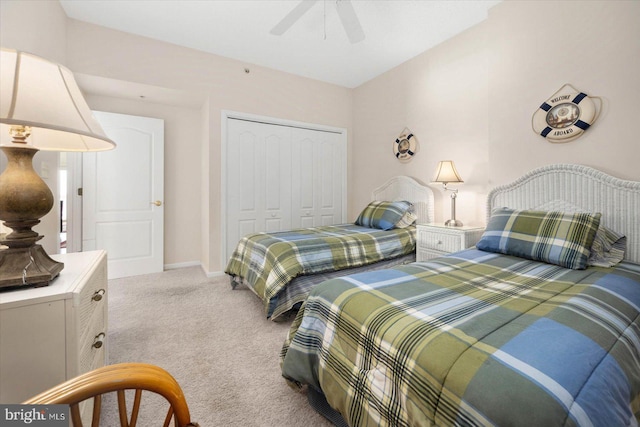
[0,244,63,292]
[444,219,464,227]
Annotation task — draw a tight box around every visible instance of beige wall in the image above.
[64,20,353,273]
[1,0,352,273]
[353,19,490,226]
[83,95,203,267]
[486,0,640,185]
[0,0,69,255]
[3,0,638,274]
[352,0,640,227]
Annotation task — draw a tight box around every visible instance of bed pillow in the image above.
[355,200,414,230]
[587,225,626,267]
[395,210,418,229]
[476,208,601,270]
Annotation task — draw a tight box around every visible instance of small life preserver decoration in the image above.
[394,128,417,161]
[532,84,601,143]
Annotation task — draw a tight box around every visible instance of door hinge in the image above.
[77,188,83,196]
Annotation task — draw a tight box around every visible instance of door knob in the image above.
[151,200,162,207]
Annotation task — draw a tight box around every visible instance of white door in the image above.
[225,119,292,260]
[291,128,344,228]
[224,114,346,263]
[83,111,164,279]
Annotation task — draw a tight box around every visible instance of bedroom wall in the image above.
[64,20,353,273]
[352,18,490,227]
[486,0,639,185]
[0,0,69,255]
[3,0,637,273]
[83,95,203,268]
[352,0,640,226]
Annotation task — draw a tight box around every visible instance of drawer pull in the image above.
[92,289,106,302]
[437,240,443,245]
[92,332,106,349]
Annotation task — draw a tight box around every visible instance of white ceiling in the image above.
[60,0,500,89]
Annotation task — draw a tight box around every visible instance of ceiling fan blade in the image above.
[335,0,365,44]
[270,0,318,36]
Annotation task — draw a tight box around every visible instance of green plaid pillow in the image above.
[355,200,414,230]
[477,208,601,270]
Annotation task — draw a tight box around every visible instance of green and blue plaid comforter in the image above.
[281,249,640,426]
[225,224,416,319]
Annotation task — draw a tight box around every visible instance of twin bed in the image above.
[225,175,435,320]
[279,164,640,427]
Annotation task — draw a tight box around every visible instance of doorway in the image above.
[65,111,165,279]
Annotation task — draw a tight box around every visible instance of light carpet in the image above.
[104,266,333,426]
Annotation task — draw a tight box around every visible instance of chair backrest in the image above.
[23,363,199,427]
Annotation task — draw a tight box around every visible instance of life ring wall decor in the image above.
[394,128,418,162]
[532,84,601,143]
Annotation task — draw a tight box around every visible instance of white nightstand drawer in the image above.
[416,224,484,262]
[420,232,461,253]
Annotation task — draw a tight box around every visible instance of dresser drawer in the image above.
[0,251,107,404]
[79,305,107,376]
[77,259,108,335]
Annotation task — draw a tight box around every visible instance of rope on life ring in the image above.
[532,84,601,143]
[394,129,417,161]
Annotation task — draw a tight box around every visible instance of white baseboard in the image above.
[163,261,225,278]
[205,270,226,278]
[164,261,201,270]
[164,261,225,279]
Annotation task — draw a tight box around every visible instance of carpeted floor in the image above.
[104,266,333,426]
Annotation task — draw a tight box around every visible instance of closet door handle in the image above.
[151,200,162,207]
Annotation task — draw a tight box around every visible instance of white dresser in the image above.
[417,224,484,261]
[0,250,108,404]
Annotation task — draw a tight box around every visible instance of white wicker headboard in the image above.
[372,176,435,224]
[487,164,640,265]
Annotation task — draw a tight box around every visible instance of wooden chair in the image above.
[23,363,199,427]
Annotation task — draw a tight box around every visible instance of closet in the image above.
[224,115,347,262]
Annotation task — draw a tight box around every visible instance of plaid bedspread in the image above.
[281,249,640,426]
[225,224,416,319]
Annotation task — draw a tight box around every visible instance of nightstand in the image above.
[417,224,484,261]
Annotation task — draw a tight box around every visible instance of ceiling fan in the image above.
[270,0,365,44]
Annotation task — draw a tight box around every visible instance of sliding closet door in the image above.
[226,119,292,260]
[291,128,344,228]
[224,114,347,263]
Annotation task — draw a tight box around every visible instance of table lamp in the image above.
[0,47,115,291]
[432,160,464,227]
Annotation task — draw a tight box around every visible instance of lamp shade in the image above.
[0,47,115,151]
[433,160,464,184]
